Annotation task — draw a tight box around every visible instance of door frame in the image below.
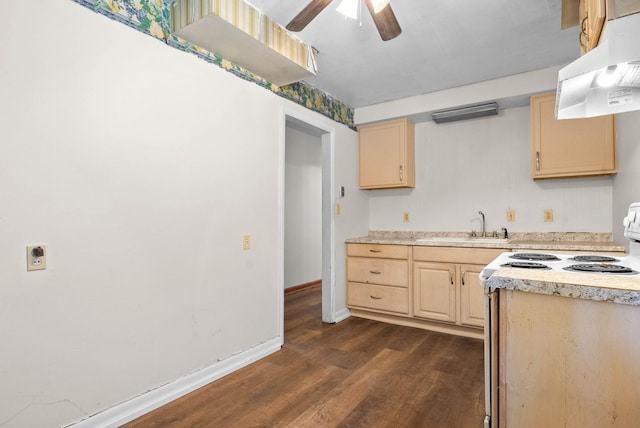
[279,106,337,342]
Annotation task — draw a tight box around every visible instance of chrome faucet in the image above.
[478,211,485,237]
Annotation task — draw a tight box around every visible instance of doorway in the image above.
[279,107,336,343]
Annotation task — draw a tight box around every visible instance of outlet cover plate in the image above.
[27,245,46,271]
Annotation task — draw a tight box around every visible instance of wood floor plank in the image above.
[125,287,485,427]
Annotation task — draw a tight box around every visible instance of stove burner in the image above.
[568,255,619,263]
[509,253,561,262]
[501,262,551,270]
[563,264,638,274]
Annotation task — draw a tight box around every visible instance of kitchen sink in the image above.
[415,237,509,244]
[468,238,509,243]
[418,237,470,242]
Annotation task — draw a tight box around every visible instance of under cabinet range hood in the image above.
[556,12,640,119]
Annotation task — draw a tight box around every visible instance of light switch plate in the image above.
[27,245,46,271]
[242,235,251,250]
[507,210,516,222]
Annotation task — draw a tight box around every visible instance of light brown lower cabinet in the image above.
[413,247,502,329]
[346,243,410,316]
[347,243,502,338]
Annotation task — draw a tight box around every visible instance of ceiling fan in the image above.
[286,0,402,41]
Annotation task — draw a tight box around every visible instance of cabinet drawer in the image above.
[347,243,408,259]
[347,282,409,315]
[413,246,504,265]
[347,258,408,287]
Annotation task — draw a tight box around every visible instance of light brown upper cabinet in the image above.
[580,0,606,54]
[530,92,617,180]
[358,118,415,189]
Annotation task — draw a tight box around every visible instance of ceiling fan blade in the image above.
[364,0,402,41]
[286,0,334,32]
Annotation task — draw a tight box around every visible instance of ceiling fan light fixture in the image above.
[336,0,359,19]
[370,0,390,13]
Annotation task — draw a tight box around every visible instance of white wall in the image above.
[613,110,640,247]
[0,1,365,427]
[369,107,613,233]
[284,127,322,288]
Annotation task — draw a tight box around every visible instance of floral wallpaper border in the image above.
[72,0,355,129]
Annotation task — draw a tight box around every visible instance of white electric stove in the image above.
[481,202,640,282]
[480,250,640,279]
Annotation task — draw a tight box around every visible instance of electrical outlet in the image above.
[27,245,46,271]
[507,210,516,222]
[544,209,554,222]
[403,212,410,223]
[242,235,251,250]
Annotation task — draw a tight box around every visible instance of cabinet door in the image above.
[459,264,485,328]
[358,118,415,189]
[413,262,456,323]
[531,92,616,179]
[581,0,606,54]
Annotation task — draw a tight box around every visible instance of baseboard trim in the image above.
[68,338,282,428]
[333,308,351,323]
[284,279,321,295]
[349,309,484,340]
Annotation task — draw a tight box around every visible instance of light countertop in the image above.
[346,231,626,253]
[485,267,640,306]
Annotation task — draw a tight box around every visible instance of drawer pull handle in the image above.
[370,270,382,275]
[369,249,382,253]
[536,151,540,171]
[450,272,454,285]
[370,295,382,300]
[461,271,466,286]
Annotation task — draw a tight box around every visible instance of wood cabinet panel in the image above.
[347,258,408,287]
[498,289,640,427]
[413,262,457,323]
[531,92,616,179]
[580,0,606,53]
[413,246,504,265]
[347,282,409,315]
[459,264,486,328]
[358,118,415,189]
[346,243,409,259]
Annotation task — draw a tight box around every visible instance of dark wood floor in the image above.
[125,286,485,427]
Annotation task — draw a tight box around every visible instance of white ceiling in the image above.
[247,0,580,109]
